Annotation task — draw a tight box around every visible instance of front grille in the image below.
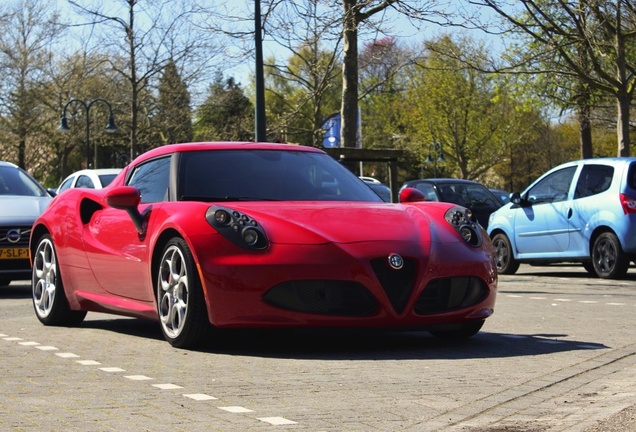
[0,226,31,247]
[414,277,488,315]
[370,257,417,314]
[263,280,378,316]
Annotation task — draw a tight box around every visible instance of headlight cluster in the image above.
[205,206,269,250]
[444,206,482,247]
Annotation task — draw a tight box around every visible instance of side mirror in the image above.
[105,186,141,209]
[105,186,148,235]
[510,192,523,205]
[399,187,426,203]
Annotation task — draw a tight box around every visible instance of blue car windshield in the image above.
[178,149,383,202]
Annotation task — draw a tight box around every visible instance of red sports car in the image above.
[30,142,497,348]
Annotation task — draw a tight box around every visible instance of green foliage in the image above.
[193,73,254,141]
[156,59,193,145]
[264,44,341,146]
[400,34,546,187]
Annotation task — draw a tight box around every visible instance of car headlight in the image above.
[206,206,269,250]
[444,206,482,247]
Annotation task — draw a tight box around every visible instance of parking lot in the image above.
[2,264,636,431]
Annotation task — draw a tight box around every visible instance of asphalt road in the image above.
[1,264,636,431]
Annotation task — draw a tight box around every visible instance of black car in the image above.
[400,178,502,228]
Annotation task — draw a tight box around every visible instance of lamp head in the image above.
[58,116,70,132]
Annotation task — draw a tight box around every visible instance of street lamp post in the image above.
[425,142,445,177]
[58,99,118,169]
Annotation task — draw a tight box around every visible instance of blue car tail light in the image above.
[620,193,636,214]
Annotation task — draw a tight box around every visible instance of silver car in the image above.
[0,161,52,286]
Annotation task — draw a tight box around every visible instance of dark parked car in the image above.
[400,179,502,228]
[489,188,510,205]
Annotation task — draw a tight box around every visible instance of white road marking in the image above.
[152,383,183,390]
[258,417,298,425]
[218,406,254,413]
[100,367,126,372]
[56,352,80,358]
[77,360,101,365]
[125,375,154,381]
[183,393,217,401]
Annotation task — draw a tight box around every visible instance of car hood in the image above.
[0,195,52,225]
[224,201,452,245]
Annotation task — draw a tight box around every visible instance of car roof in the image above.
[404,178,484,186]
[68,168,122,176]
[0,161,19,168]
[135,142,325,162]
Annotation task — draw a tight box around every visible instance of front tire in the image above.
[157,237,213,348]
[32,234,86,326]
[591,232,629,279]
[491,233,520,275]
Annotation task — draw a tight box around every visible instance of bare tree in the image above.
[67,0,223,159]
[0,0,64,168]
[470,0,636,156]
[264,0,342,147]
[339,0,452,148]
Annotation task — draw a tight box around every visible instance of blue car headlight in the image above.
[206,206,269,250]
[444,206,482,247]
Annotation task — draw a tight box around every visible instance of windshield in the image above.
[178,149,383,202]
[0,166,48,197]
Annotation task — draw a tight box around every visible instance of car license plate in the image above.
[0,247,29,259]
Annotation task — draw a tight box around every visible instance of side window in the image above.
[75,175,95,189]
[128,157,171,203]
[527,166,576,204]
[465,185,498,208]
[58,177,74,192]
[574,165,614,199]
[414,183,438,201]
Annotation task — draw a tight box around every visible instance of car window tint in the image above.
[128,157,171,203]
[98,174,118,187]
[413,183,438,201]
[465,185,499,209]
[574,165,614,199]
[75,175,95,189]
[526,166,576,204]
[628,162,636,190]
[178,150,381,202]
[0,166,47,196]
[439,185,468,207]
[58,177,74,192]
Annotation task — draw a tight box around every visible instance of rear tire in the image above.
[591,232,629,279]
[491,233,520,275]
[32,234,87,326]
[156,237,213,348]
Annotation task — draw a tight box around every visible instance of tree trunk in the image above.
[577,90,593,159]
[340,0,359,148]
[617,89,631,156]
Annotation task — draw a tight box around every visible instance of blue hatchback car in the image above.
[487,158,636,279]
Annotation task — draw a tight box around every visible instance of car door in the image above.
[569,164,615,254]
[84,156,171,302]
[513,166,577,256]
